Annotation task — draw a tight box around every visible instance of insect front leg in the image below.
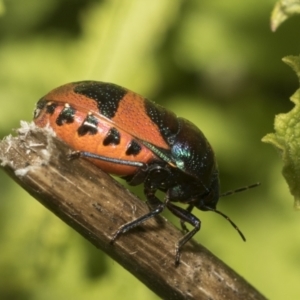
[165,199,201,266]
[179,204,194,233]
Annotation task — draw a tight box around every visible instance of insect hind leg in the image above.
[68,150,146,168]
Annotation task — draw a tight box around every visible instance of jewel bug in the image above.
[33,81,258,266]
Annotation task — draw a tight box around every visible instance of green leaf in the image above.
[271,0,300,31]
[262,55,300,209]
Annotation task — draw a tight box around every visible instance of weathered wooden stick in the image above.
[0,122,266,300]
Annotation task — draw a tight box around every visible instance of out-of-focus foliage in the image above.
[271,0,300,31]
[263,56,300,210]
[0,0,299,299]
[0,1,4,16]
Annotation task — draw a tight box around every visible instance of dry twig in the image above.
[0,122,266,300]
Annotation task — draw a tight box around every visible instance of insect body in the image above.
[34,81,249,266]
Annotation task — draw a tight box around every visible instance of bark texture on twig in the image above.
[0,122,267,300]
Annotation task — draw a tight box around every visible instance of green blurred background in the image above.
[0,0,299,299]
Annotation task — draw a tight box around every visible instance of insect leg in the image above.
[179,204,194,233]
[166,200,201,266]
[110,198,165,242]
[68,150,145,168]
[111,169,166,242]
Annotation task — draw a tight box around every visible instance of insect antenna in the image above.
[220,182,260,198]
[210,182,260,241]
[210,208,246,241]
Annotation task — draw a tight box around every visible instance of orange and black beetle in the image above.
[34,81,256,265]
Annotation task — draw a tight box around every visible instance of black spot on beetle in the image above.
[126,140,141,156]
[34,99,55,119]
[46,102,58,115]
[144,99,179,145]
[77,113,99,136]
[56,104,75,126]
[103,127,120,146]
[74,81,127,119]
